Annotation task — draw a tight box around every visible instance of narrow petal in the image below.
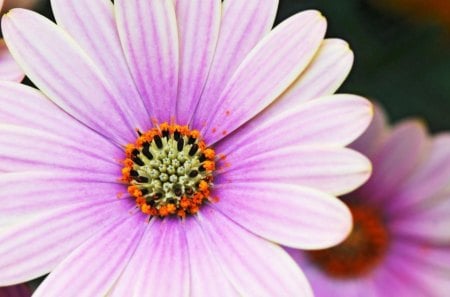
[115,0,179,122]
[388,133,450,214]
[354,120,428,205]
[0,200,134,285]
[51,0,150,128]
[109,219,189,297]
[197,206,313,296]
[2,9,138,144]
[192,0,278,128]
[0,124,121,173]
[0,171,127,222]
[201,10,327,144]
[212,183,352,249]
[184,218,238,296]
[33,215,145,297]
[0,39,24,82]
[216,95,373,157]
[218,146,371,195]
[174,0,221,124]
[261,38,354,120]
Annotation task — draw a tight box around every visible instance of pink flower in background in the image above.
[287,105,450,296]
[0,0,372,296]
[0,0,23,81]
[0,284,30,297]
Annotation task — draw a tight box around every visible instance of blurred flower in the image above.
[0,1,372,296]
[1,0,43,13]
[0,0,23,81]
[287,105,450,296]
[0,284,31,297]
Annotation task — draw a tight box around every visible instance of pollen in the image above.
[121,122,217,218]
[307,204,389,278]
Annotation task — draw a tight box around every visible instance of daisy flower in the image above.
[0,284,30,297]
[287,105,450,296]
[0,1,372,296]
[0,0,23,81]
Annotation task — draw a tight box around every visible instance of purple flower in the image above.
[287,105,450,296]
[0,284,30,297]
[0,1,372,296]
[0,0,23,81]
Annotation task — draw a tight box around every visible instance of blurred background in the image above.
[2,0,450,132]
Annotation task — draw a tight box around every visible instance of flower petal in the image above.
[33,214,145,297]
[192,0,278,128]
[0,200,134,285]
[354,119,428,205]
[0,124,120,173]
[0,171,127,223]
[174,0,221,124]
[0,284,31,297]
[109,218,189,297]
[50,0,150,128]
[218,146,371,195]
[201,10,326,144]
[0,39,24,82]
[115,0,179,122]
[197,206,313,296]
[216,95,373,157]
[2,9,138,144]
[212,183,351,249]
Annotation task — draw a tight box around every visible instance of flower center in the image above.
[121,123,216,218]
[307,204,389,278]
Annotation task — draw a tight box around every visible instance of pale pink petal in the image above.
[2,9,139,144]
[387,133,450,214]
[354,120,428,205]
[212,183,351,249]
[184,217,238,296]
[218,146,371,195]
[109,219,189,297]
[174,0,221,124]
[0,39,24,82]
[0,171,128,222]
[115,0,178,122]
[51,0,150,128]
[192,0,278,128]
[216,95,372,157]
[0,124,120,173]
[197,206,313,296]
[201,10,327,144]
[0,200,135,285]
[261,38,354,120]
[350,103,389,157]
[0,284,30,297]
[33,215,145,297]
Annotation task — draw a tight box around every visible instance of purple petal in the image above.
[192,0,278,128]
[197,206,313,296]
[33,215,145,297]
[115,0,179,123]
[201,10,326,144]
[212,182,352,249]
[174,0,221,124]
[354,120,428,206]
[109,218,189,297]
[0,39,24,82]
[216,95,372,157]
[0,200,135,285]
[2,9,139,144]
[50,0,150,129]
[217,146,371,195]
[0,284,31,297]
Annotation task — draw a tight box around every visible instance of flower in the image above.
[287,105,450,296]
[0,0,23,81]
[1,0,43,13]
[0,284,30,297]
[0,1,372,296]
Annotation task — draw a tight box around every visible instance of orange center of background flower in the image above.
[121,123,216,218]
[308,204,389,278]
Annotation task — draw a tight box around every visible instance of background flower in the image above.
[287,105,450,296]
